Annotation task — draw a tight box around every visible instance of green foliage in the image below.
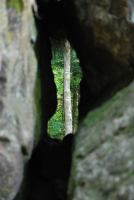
[48,48,82,138]
[71,50,82,90]
[52,50,64,68]
[48,62,65,139]
[71,50,81,133]
[7,0,24,12]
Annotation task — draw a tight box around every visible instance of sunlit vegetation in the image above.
[48,49,81,138]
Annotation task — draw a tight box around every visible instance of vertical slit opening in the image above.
[48,43,82,139]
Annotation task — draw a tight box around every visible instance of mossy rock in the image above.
[7,0,24,12]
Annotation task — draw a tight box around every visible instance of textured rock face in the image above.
[65,0,134,118]
[0,1,36,200]
[69,81,134,200]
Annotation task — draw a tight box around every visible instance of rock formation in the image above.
[1,0,134,200]
[0,1,36,199]
[69,81,134,200]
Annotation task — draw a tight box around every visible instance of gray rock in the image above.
[0,1,36,199]
[73,0,134,118]
[69,81,134,200]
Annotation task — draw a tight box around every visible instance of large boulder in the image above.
[65,0,134,118]
[0,1,36,199]
[69,81,134,200]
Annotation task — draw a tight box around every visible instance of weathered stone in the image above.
[69,81,134,200]
[0,1,36,199]
[66,0,134,118]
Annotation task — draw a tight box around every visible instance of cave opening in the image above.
[34,0,84,140]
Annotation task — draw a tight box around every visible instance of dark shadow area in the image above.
[34,15,57,138]
[14,133,74,200]
[25,133,74,200]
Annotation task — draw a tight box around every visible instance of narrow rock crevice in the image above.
[16,2,75,200]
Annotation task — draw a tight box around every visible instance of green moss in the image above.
[7,0,24,12]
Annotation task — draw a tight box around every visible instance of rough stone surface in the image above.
[69,81,134,200]
[65,0,134,118]
[0,1,36,200]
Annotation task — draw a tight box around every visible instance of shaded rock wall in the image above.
[65,0,134,119]
[0,1,36,200]
[34,15,57,137]
[25,134,74,200]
